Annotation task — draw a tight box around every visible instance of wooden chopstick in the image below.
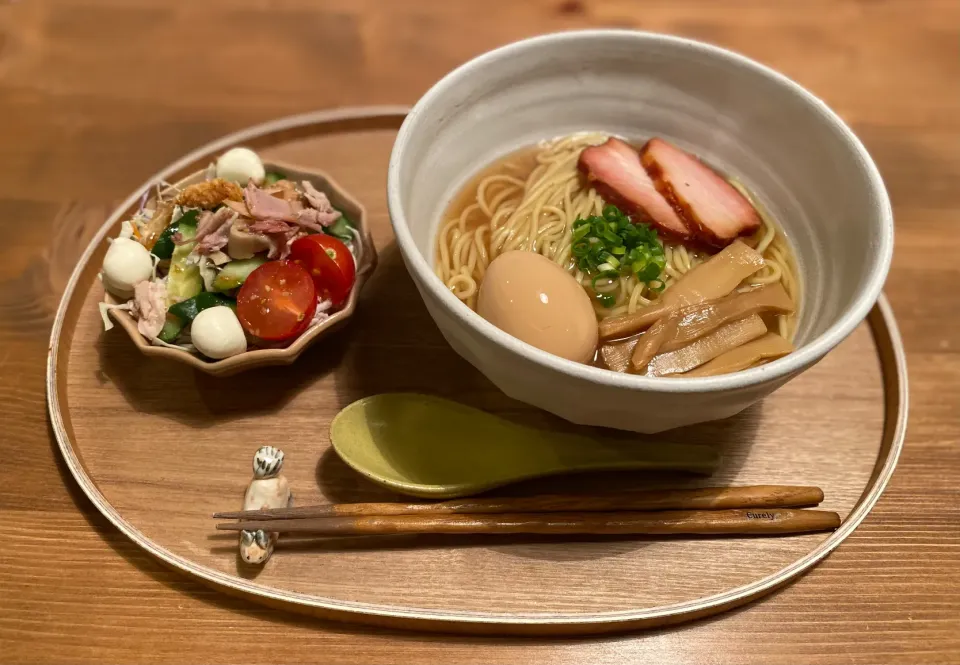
[216,508,841,537]
[213,485,823,521]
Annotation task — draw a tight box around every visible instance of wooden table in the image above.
[2,1,958,663]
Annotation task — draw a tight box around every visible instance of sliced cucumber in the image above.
[157,316,184,343]
[212,256,268,292]
[168,292,236,325]
[324,215,353,241]
[158,292,234,344]
[263,171,287,186]
[166,221,202,303]
[151,209,199,260]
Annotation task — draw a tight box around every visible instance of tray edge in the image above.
[46,106,908,635]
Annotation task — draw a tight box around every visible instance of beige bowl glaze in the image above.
[387,30,893,433]
[105,161,376,377]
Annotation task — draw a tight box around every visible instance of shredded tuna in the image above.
[301,180,339,214]
[244,183,296,222]
[193,208,236,254]
[196,214,236,254]
[246,218,299,259]
[196,207,233,239]
[297,208,340,231]
[248,219,296,235]
[133,280,168,340]
[265,227,303,260]
[295,180,341,230]
[194,210,216,239]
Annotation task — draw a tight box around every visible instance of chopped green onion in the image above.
[571,204,666,307]
[591,270,619,290]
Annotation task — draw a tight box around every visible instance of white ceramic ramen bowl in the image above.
[387,30,893,433]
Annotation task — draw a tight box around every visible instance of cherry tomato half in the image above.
[236,261,317,341]
[289,234,356,308]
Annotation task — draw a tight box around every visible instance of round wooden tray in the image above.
[47,107,907,635]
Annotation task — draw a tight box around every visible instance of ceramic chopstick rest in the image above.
[239,446,292,564]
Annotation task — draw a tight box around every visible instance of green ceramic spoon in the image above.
[329,393,720,499]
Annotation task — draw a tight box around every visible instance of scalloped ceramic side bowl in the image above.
[387,30,894,433]
[104,161,377,377]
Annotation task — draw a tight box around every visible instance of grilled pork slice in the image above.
[640,138,761,248]
[578,137,692,239]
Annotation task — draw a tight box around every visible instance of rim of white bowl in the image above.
[387,29,894,394]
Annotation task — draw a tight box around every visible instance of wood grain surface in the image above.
[2,0,959,663]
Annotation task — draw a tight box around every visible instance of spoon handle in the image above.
[534,435,721,476]
[219,508,841,536]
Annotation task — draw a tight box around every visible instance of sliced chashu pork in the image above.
[243,182,297,222]
[578,138,692,239]
[640,138,761,248]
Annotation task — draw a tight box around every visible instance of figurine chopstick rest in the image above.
[239,446,292,565]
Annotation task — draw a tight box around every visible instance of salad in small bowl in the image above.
[99,147,376,375]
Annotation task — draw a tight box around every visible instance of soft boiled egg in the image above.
[191,306,247,359]
[101,237,154,299]
[477,251,598,364]
[216,147,265,186]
